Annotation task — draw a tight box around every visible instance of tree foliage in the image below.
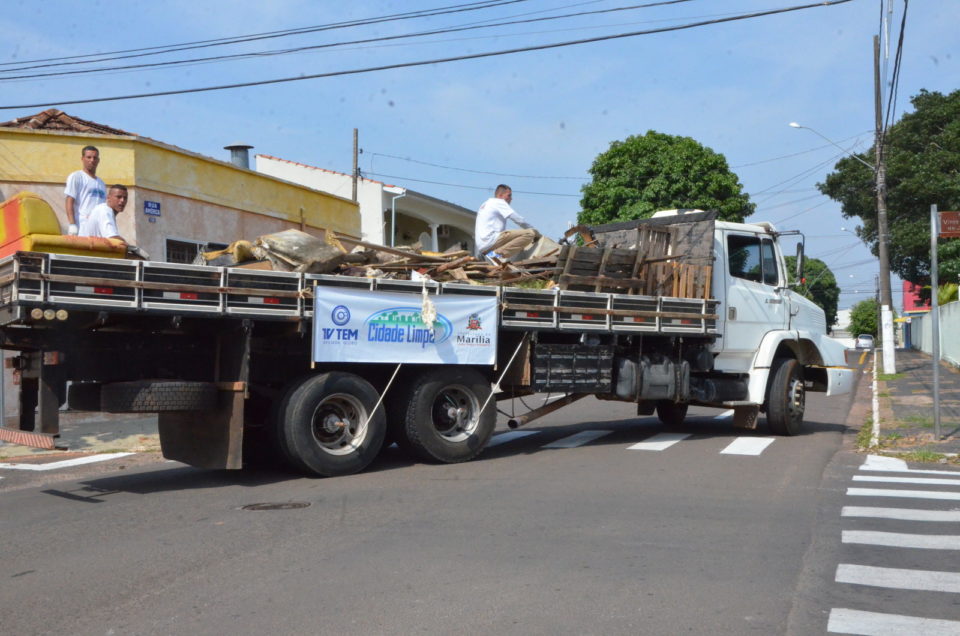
[785,255,839,327]
[818,89,960,285]
[578,131,755,225]
[849,298,879,338]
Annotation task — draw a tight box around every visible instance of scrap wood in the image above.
[332,234,448,262]
[430,255,475,275]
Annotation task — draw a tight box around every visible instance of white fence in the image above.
[910,300,960,367]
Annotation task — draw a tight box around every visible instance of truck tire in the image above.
[101,380,217,412]
[656,400,688,426]
[67,382,102,411]
[766,358,805,436]
[403,367,495,463]
[277,372,386,476]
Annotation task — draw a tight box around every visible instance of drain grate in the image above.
[241,502,311,511]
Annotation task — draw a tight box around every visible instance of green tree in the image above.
[785,255,840,327]
[818,89,960,285]
[849,298,879,338]
[578,131,755,225]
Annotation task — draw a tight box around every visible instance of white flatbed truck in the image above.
[0,211,853,476]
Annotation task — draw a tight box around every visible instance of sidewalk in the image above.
[873,348,960,458]
[0,411,159,460]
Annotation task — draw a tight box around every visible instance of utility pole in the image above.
[873,35,896,373]
[352,128,359,203]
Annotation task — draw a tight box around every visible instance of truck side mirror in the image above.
[795,242,805,282]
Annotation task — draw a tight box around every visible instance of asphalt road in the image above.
[1,385,875,636]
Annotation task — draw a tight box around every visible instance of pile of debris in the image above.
[195,209,716,300]
[196,228,565,287]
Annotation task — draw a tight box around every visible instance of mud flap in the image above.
[158,385,244,469]
[733,405,759,430]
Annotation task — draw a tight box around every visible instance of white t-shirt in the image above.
[64,170,106,225]
[474,197,531,254]
[79,202,121,239]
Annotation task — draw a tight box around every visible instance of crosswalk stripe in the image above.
[860,454,960,476]
[542,430,612,449]
[847,487,960,501]
[835,564,960,593]
[486,431,539,448]
[714,409,734,420]
[853,475,960,486]
[842,506,960,522]
[719,437,775,455]
[627,432,690,451]
[842,530,960,550]
[827,608,960,635]
[0,453,134,471]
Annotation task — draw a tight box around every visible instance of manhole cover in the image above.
[241,502,311,511]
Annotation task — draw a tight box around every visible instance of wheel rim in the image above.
[787,375,805,424]
[310,392,369,455]
[430,384,481,443]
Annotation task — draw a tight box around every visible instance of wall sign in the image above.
[144,201,161,217]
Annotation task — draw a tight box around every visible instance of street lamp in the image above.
[790,121,896,372]
[788,123,875,171]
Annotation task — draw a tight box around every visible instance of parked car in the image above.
[855,334,875,349]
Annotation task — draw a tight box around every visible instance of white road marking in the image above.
[486,431,540,448]
[827,608,960,635]
[714,409,734,420]
[842,506,960,522]
[542,430,612,449]
[719,437,775,455]
[861,454,960,476]
[835,564,960,593]
[0,452,135,472]
[847,487,960,501]
[627,432,690,451]
[853,475,960,486]
[842,530,960,550]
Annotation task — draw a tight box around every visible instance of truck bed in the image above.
[0,252,719,335]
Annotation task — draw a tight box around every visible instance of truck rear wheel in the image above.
[766,358,805,435]
[403,367,495,463]
[656,400,688,426]
[277,372,386,476]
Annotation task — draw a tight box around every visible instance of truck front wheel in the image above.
[766,358,805,435]
[277,372,386,476]
[403,367,495,463]
[656,400,688,426]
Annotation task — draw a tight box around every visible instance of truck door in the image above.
[719,232,787,369]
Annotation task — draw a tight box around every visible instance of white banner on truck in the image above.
[313,288,498,365]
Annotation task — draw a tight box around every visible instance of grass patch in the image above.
[904,415,935,428]
[880,433,903,443]
[878,391,890,398]
[856,416,874,450]
[897,450,947,463]
[878,372,905,381]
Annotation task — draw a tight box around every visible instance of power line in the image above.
[364,171,580,196]
[0,0,853,110]
[370,152,588,180]
[0,0,531,72]
[3,1,702,82]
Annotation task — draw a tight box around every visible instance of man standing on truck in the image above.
[475,184,541,260]
[64,145,106,236]
[79,184,128,244]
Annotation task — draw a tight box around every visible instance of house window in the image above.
[166,239,230,264]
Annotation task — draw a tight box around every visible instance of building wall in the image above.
[0,128,361,245]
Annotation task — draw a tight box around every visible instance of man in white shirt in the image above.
[474,184,540,260]
[64,145,106,235]
[79,184,128,244]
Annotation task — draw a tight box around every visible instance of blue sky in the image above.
[2,0,957,312]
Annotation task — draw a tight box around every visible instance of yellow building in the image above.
[0,109,360,262]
